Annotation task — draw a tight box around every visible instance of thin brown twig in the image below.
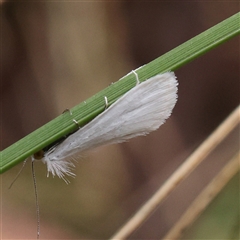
[163,151,240,239]
[110,105,240,240]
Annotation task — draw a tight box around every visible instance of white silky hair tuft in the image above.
[38,72,178,182]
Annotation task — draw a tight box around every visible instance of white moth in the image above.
[33,71,178,183]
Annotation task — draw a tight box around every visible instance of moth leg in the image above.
[72,119,80,128]
[104,96,109,109]
[62,108,72,115]
[62,109,80,129]
[131,70,140,85]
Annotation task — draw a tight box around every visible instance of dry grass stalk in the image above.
[110,105,240,240]
[163,151,240,239]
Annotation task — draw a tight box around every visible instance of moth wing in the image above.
[47,72,178,161]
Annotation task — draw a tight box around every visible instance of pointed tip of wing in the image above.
[41,156,76,183]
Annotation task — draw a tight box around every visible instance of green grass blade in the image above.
[1,12,239,174]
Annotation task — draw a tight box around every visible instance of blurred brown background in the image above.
[1,2,239,239]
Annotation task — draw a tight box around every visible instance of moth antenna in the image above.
[131,70,140,85]
[8,159,28,189]
[31,158,40,239]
